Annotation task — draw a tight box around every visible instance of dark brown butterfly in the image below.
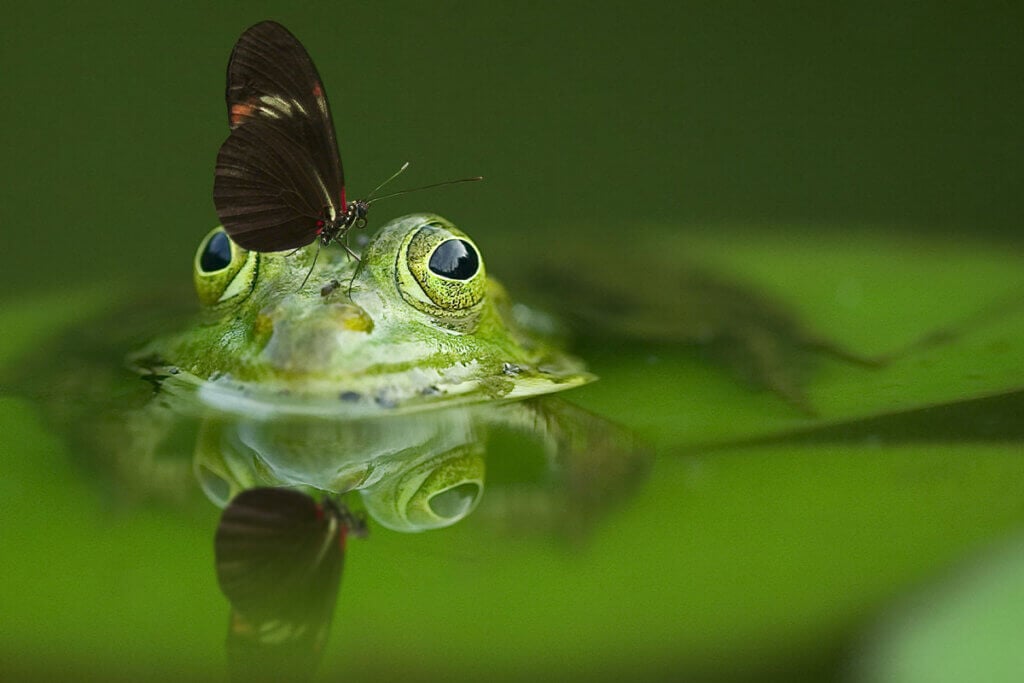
[213,21,360,253]
[213,21,479,256]
[214,487,367,682]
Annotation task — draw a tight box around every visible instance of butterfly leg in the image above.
[341,233,361,262]
[297,243,322,291]
[341,244,361,262]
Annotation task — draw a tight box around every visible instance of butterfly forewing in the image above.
[226,21,344,200]
[215,21,346,251]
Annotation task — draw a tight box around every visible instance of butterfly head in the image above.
[352,200,369,228]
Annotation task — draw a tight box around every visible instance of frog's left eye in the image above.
[194,227,259,307]
[397,221,487,328]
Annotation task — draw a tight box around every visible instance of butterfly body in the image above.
[315,198,368,247]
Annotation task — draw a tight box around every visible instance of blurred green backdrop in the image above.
[3,2,1022,292]
[3,3,1024,682]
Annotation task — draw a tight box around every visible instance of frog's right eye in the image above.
[194,227,259,307]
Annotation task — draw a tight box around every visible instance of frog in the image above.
[105,213,648,535]
[130,213,593,417]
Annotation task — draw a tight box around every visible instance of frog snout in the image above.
[257,301,375,373]
[256,301,373,342]
[322,302,374,333]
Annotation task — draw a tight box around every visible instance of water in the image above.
[4,220,1024,681]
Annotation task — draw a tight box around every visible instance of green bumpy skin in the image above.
[133,214,592,415]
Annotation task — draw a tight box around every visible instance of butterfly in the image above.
[213,21,479,257]
[214,486,367,681]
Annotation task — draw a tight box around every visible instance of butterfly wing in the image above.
[215,487,346,623]
[215,119,335,251]
[215,488,351,681]
[214,21,346,251]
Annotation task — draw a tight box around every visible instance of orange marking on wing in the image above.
[230,102,256,126]
[312,82,323,97]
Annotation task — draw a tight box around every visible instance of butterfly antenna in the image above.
[298,242,322,291]
[365,162,411,201]
[367,175,483,205]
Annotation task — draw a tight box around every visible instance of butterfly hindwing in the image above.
[214,120,332,250]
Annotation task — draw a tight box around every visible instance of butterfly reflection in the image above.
[214,487,367,682]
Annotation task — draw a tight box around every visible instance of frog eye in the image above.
[194,227,259,307]
[428,239,480,280]
[199,230,233,272]
[397,221,487,326]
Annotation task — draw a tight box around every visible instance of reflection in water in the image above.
[193,397,651,537]
[192,396,650,678]
[214,487,367,683]
[14,330,650,677]
[16,333,651,677]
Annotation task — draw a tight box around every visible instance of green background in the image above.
[4,2,1023,289]
[3,2,1024,682]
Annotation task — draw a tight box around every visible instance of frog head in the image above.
[137,214,591,415]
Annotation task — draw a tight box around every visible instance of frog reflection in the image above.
[193,398,649,537]
[196,397,647,682]
[196,409,487,532]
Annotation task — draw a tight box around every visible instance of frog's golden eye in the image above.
[193,227,259,307]
[397,221,486,328]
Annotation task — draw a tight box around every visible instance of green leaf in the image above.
[564,225,1024,449]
